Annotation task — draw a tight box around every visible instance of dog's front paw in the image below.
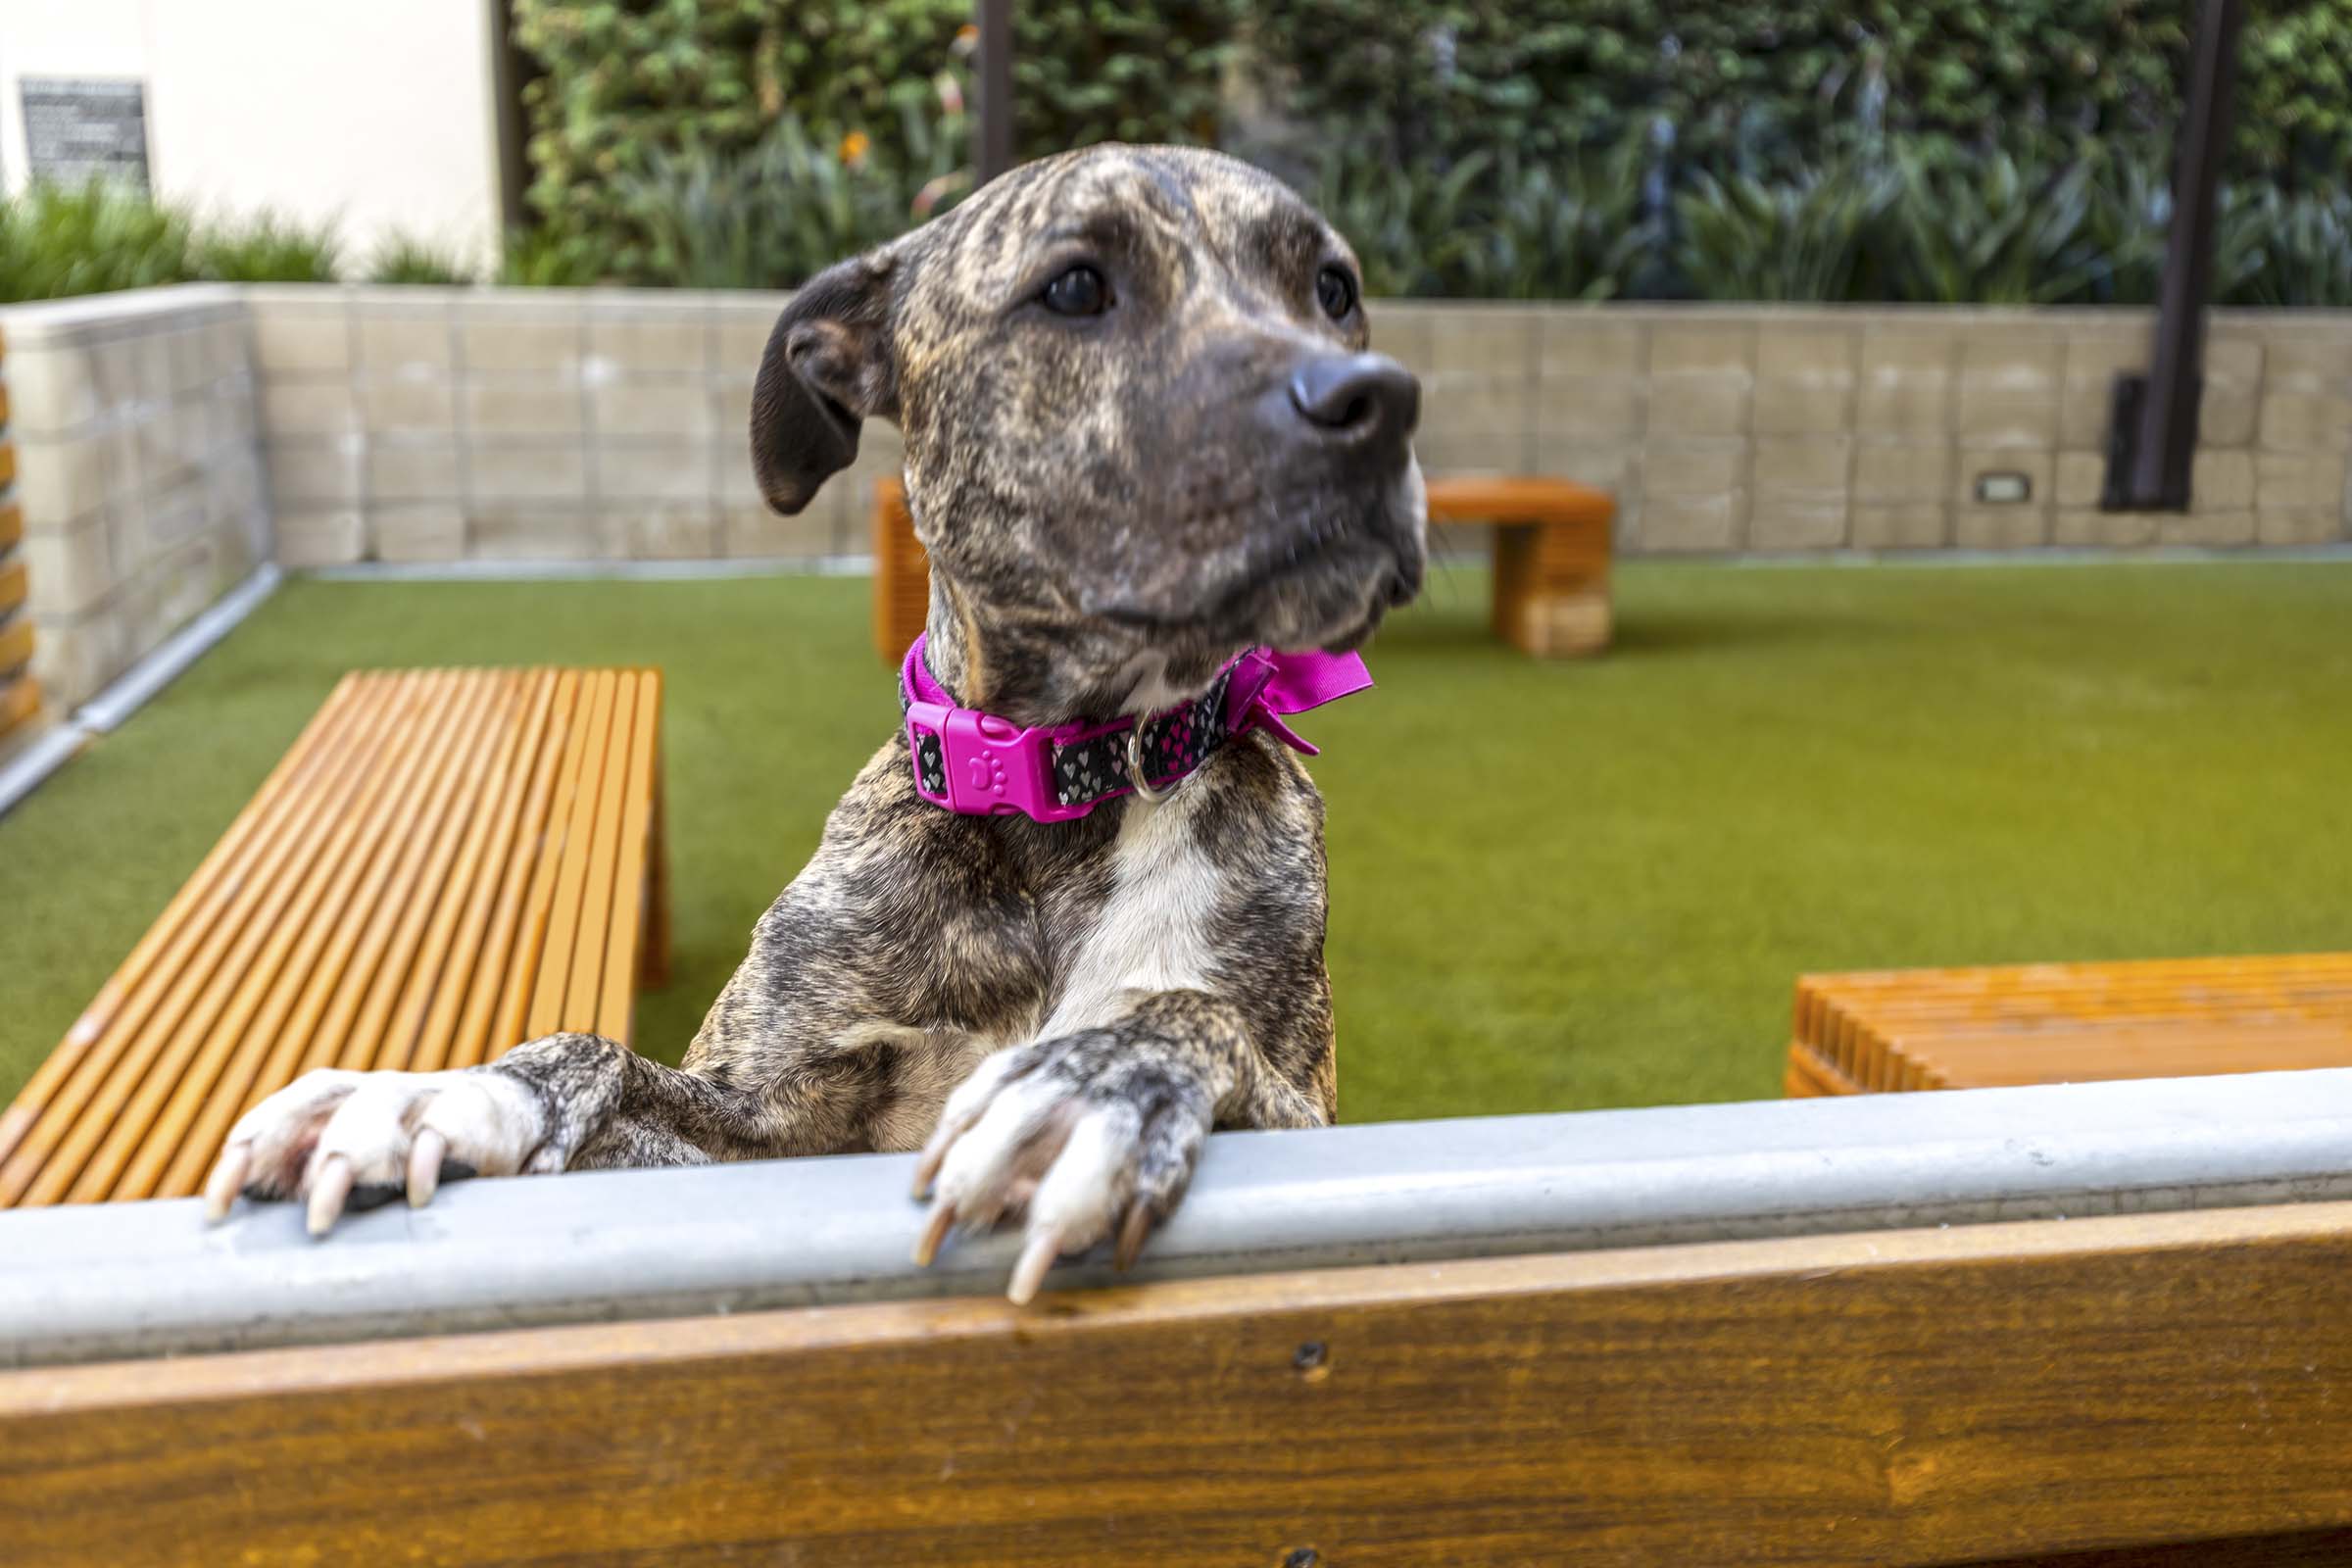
[910,1038,1214,1303]
[204,1065,554,1236]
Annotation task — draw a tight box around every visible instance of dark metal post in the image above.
[2104,0,2245,511]
[976,0,1014,185]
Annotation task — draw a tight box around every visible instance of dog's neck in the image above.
[920,575,1238,728]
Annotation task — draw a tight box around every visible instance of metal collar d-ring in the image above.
[1126,723,1183,805]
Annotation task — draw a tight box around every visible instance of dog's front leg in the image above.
[205,1031,789,1232]
[911,988,1323,1302]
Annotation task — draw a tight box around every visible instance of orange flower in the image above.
[839,129,870,167]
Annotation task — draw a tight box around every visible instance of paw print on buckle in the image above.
[965,748,1008,801]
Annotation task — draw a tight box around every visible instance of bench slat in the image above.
[209,674,477,1129]
[486,671,599,1060]
[0,678,368,1173]
[456,671,586,1069]
[296,672,504,1079]
[380,671,548,1072]
[157,677,554,1196]
[527,670,620,1041]
[598,673,664,1043]
[67,679,454,1204]
[0,675,41,742]
[335,673,530,1073]
[0,667,668,1206]
[0,682,405,1205]
[409,671,564,1074]
[0,613,32,678]
[565,672,641,1032]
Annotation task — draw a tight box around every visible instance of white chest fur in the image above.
[1039,792,1222,1040]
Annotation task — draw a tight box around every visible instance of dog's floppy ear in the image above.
[751,250,900,514]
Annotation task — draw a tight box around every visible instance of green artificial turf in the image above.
[4,559,2350,1124]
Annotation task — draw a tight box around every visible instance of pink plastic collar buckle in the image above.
[904,702,1098,822]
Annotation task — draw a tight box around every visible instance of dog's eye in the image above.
[1040,264,1109,318]
[1315,266,1358,320]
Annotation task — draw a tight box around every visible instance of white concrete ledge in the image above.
[5,1068,2351,1367]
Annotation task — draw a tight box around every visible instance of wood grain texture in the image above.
[872,477,931,663]
[1426,474,1616,528]
[1,668,669,1206]
[1961,1532,2352,1568]
[0,612,32,677]
[9,1202,2352,1565]
[0,672,40,740]
[1790,955,2352,1096]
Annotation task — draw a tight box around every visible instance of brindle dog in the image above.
[205,144,1427,1302]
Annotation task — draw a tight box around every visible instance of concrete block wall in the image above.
[248,287,902,568]
[1382,302,2352,554]
[134,285,2352,570]
[0,286,270,710]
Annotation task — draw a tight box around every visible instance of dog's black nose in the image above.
[1288,353,1420,445]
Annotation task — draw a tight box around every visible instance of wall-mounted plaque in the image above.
[23,78,150,189]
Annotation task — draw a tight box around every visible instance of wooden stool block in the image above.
[870,473,1617,662]
[1787,954,2352,1095]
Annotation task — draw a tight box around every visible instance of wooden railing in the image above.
[6,1071,2352,1562]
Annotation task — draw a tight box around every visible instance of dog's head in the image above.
[752,144,1426,710]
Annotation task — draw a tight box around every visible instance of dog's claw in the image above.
[306,1153,354,1237]
[1007,1229,1060,1305]
[913,1200,957,1267]
[1113,1201,1153,1271]
[203,1141,251,1224]
[407,1128,448,1207]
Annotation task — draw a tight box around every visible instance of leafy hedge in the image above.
[510,0,1240,265]
[1247,0,2352,187]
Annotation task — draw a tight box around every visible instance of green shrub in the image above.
[495,224,616,288]
[367,234,476,285]
[193,211,342,283]
[0,181,196,303]
[2220,185,2352,306]
[1307,136,1658,302]
[1883,150,2107,306]
[1673,160,1899,303]
[609,95,965,289]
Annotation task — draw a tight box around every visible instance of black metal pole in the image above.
[976,0,1013,185]
[2110,0,2244,511]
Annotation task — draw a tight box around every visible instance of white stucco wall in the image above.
[0,0,507,270]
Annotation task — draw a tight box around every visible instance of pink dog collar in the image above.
[900,634,1372,820]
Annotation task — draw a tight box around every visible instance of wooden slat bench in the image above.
[0,323,38,748]
[1786,953,2352,1095]
[0,666,670,1206]
[871,472,1616,662]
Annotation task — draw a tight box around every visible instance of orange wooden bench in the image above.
[0,666,670,1207]
[1786,953,2352,1095]
[871,473,1615,662]
[0,325,38,748]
